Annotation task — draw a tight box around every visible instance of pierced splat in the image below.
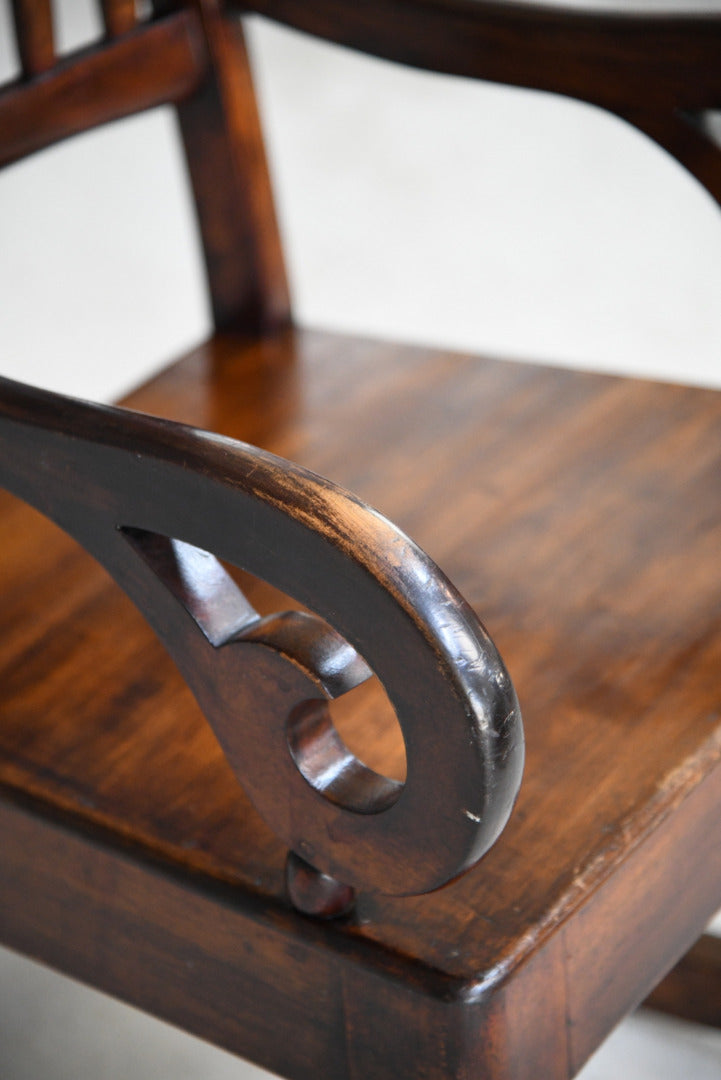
[0,376,524,913]
[123,529,261,646]
[124,528,396,913]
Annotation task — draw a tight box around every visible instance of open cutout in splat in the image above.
[122,528,407,817]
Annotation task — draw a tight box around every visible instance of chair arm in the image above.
[233,0,721,115]
[0,376,524,908]
[233,0,721,205]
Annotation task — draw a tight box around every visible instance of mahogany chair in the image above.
[1,2,721,1077]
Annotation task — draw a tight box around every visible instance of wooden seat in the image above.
[2,3,721,1079]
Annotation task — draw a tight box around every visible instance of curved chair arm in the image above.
[234,0,721,204]
[0,377,524,911]
[234,0,721,112]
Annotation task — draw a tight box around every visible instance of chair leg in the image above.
[643,934,721,1029]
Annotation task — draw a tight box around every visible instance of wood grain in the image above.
[3,2,721,1074]
[1,329,721,1076]
[176,1,291,330]
[0,367,523,897]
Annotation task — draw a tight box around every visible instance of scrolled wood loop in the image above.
[0,377,524,898]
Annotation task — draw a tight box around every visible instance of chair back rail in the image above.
[0,13,205,169]
[236,0,721,208]
[0,0,290,331]
[235,0,721,112]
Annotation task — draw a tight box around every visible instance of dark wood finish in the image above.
[0,792,465,1080]
[10,0,55,76]
[0,0,287,333]
[626,108,721,208]
[236,0,721,205]
[0,371,523,896]
[237,0,721,114]
[1,330,721,1077]
[0,13,206,169]
[645,934,721,1029]
[101,0,137,37]
[285,851,356,918]
[176,2,291,330]
[3,2,721,1076]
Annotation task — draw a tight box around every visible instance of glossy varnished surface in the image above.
[240,0,721,113]
[4,3,721,1076]
[0,12,205,169]
[2,328,721,986]
[0,363,523,898]
[239,0,721,206]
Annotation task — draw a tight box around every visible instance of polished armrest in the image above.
[234,0,721,202]
[234,0,721,112]
[0,376,523,912]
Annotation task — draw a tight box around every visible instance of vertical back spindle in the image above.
[10,0,55,77]
[176,1,290,331]
[100,0,137,37]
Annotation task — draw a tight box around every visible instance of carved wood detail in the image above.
[0,376,524,906]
